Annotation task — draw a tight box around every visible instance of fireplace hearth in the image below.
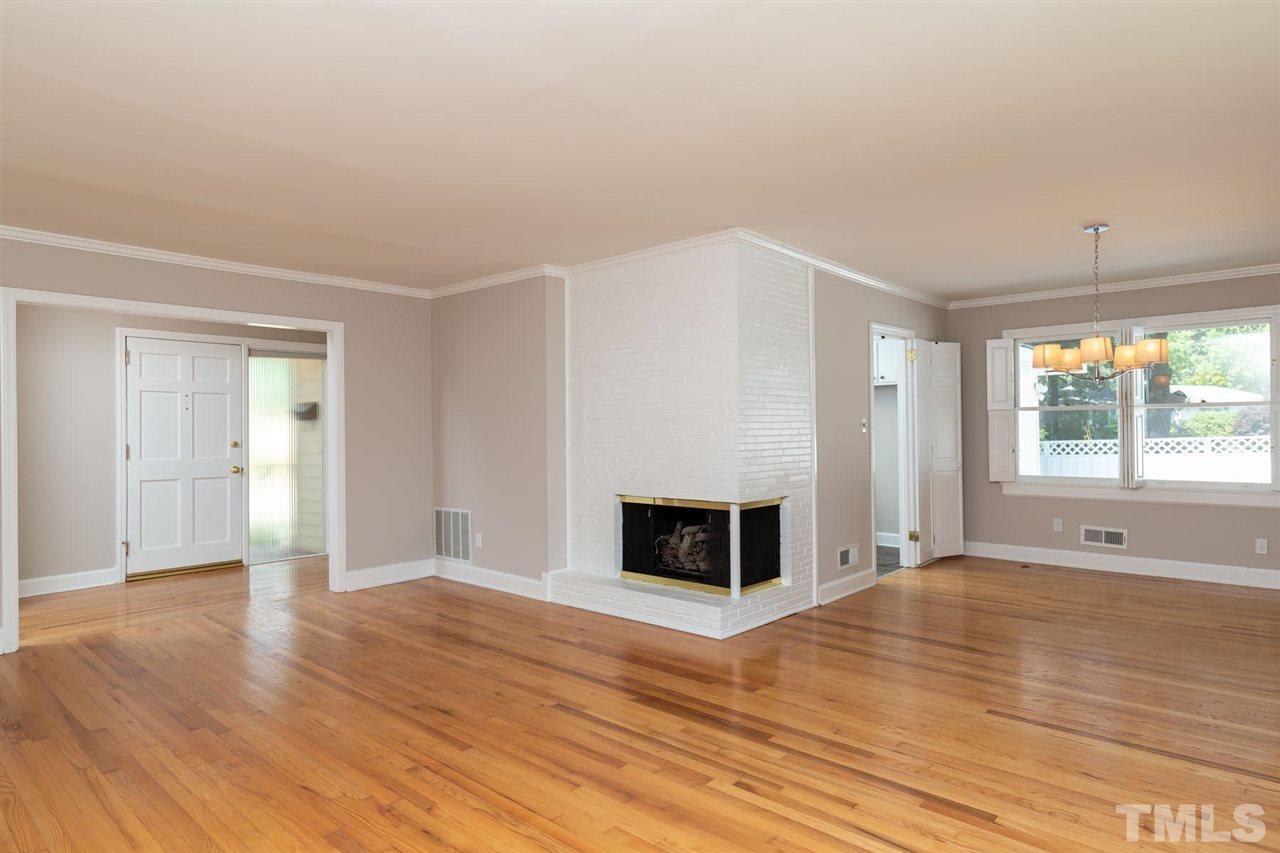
[619,496,782,595]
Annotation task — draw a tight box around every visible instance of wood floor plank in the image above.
[6,554,1279,850]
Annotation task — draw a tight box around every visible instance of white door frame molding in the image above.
[867,322,916,580]
[114,328,328,581]
[0,287,348,653]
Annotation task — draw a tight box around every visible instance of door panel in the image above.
[139,351,180,381]
[912,340,934,566]
[193,477,231,544]
[126,337,243,574]
[192,355,231,383]
[911,340,964,565]
[192,392,230,458]
[139,479,181,550]
[139,391,181,459]
[931,343,963,557]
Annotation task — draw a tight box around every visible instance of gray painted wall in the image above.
[8,235,1272,606]
[430,275,566,579]
[947,272,1279,571]
[2,239,435,586]
[813,269,949,586]
[16,304,326,580]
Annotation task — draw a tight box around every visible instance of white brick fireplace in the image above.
[548,234,815,638]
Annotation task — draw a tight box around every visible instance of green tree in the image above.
[1173,410,1235,437]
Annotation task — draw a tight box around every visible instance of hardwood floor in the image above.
[4,556,1277,850]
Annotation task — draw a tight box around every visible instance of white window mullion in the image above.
[1271,309,1279,491]
[1121,326,1143,489]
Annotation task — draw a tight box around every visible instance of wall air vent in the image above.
[838,543,859,570]
[1080,525,1127,550]
[434,508,472,562]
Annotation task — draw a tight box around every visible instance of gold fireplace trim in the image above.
[620,571,783,597]
[617,495,784,511]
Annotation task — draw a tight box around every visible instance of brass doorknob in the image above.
[230,466,243,474]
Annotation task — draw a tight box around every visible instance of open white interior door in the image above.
[126,337,244,575]
[907,340,963,566]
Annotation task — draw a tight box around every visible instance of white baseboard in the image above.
[964,541,1280,590]
[19,566,119,598]
[344,559,436,591]
[436,560,547,600]
[875,531,899,548]
[818,567,876,604]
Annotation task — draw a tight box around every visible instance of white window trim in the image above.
[1000,303,1279,506]
[1002,482,1279,508]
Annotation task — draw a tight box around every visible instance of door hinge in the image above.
[121,540,130,556]
[124,349,131,365]
[124,443,131,460]
[908,530,921,542]
[906,348,918,362]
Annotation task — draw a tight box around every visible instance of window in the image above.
[1000,306,1278,500]
[1137,323,1271,484]
[1016,335,1120,479]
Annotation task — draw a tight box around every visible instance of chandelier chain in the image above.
[1092,227,1101,336]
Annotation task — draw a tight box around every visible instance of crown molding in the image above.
[549,227,949,308]
[563,229,745,276]
[432,228,949,308]
[29,222,1261,313]
[428,264,570,299]
[734,229,949,308]
[0,225,433,300]
[947,262,1280,310]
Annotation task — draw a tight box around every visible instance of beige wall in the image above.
[2,239,434,583]
[430,276,566,579]
[813,270,948,585]
[948,273,1279,571]
[16,304,325,579]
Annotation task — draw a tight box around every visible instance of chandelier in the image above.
[1031,224,1169,382]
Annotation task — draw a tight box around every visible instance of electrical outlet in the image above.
[1257,538,1269,555]
[475,532,483,549]
[1052,518,1063,533]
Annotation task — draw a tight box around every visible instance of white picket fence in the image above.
[1039,435,1271,481]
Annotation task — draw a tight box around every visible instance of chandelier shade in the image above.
[1033,343,1062,370]
[1113,344,1138,371]
[1080,335,1114,363]
[1136,337,1169,365]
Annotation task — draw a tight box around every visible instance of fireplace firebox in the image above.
[619,496,782,595]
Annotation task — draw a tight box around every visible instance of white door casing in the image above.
[126,337,244,574]
[909,340,964,565]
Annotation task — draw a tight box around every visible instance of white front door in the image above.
[908,340,964,566]
[126,337,244,575]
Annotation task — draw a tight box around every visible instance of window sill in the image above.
[1002,481,1280,508]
